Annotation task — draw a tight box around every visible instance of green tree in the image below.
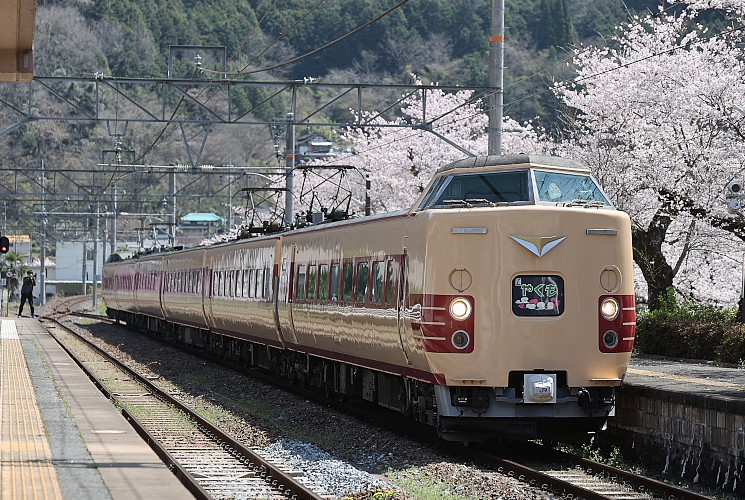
[0,252,26,300]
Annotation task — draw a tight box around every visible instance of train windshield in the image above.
[424,170,531,208]
[533,170,610,205]
[419,168,611,209]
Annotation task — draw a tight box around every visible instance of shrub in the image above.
[718,324,745,365]
[635,288,739,362]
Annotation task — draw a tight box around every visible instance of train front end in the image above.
[412,155,635,440]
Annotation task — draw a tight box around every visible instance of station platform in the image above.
[0,317,193,500]
[614,355,745,495]
[625,355,745,411]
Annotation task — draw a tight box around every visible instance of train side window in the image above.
[307,265,317,300]
[255,268,263,298]
[386,260,395,304]
[235,270,241,297]
[343,263,354,302]
[371,261,385,303]
[296,265,307,300]
[263,267,271,299]
[242,270,250,297]
[318,264,330,300]
[330,263,341,301]
[356,262,370,303]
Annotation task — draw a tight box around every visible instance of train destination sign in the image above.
[512,275,564,316]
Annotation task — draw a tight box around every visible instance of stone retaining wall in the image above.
[600,384,744,497]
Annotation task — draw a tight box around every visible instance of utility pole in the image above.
[92,203,99,308]
[40,160,47,305]
[488,0,505,155]
[284,112,296,226]
[169,170,177,245]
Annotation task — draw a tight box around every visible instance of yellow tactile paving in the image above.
[1,320,63,500]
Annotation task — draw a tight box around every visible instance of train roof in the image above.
[435,154,588,175]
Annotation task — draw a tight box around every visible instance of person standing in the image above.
[18,270,37,318]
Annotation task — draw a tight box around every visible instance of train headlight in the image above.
[451,330,471,350]
[602,330,619,350]
[600,297,620,321]
[449,297,472,321]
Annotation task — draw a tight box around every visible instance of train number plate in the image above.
[512,275,564,316]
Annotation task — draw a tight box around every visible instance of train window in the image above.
[533,171,610,205]
[426,170,530,207]
[296,265,307,300]
[318,264,330,300]
[330,264,341,301]
[343,263,354,302]
[417,176,448,209]
[242,270,250,297]
[371,261,385,303]
[234,271,241,297]
[356,262,370,303]
[307,266,317,299]
[247,269,254,298]
[221,271,227,296]
[263,267,271,299]
[255,269,263,298]
[386,260,395,304]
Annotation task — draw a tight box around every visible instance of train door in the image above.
[397,248,413,364]
[204,256,215,327]
[201,259,210,327]
[276,245,298,345]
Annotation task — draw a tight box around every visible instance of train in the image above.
[102,154,636,442]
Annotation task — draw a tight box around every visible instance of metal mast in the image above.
[488,0,505,155]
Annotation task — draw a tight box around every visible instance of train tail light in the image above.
[451,330,471,350]
[602,329,619,350]
[598,295,636,353]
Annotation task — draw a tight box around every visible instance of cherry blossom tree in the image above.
[554,4,745,308]
[323,78,547,213]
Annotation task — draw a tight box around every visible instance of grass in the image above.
[387,468,481,500]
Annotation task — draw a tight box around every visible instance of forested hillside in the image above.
[53,0,662,127]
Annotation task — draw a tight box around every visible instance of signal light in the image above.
[0,236,8,254]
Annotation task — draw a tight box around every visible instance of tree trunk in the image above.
[632,208,675,310]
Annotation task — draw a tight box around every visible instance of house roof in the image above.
[182,213,224,223]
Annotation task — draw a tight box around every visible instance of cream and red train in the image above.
[102,154,636,441]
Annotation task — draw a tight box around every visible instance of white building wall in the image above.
[56,241,106,281]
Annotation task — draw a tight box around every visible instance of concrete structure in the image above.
[0,0,35,82]
[49,241,106,296]
[7,234,31,258]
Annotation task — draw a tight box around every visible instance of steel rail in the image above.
[42,316,324,500]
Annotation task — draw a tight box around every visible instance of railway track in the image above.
[40,307,326,500]
[463,443,712,500]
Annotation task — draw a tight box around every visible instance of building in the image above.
[296,133,334,162]
[179,213,224,246]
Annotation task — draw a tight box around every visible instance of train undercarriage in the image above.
[110,308,615,442]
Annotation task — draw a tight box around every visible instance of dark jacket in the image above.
[21,275,36,296]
